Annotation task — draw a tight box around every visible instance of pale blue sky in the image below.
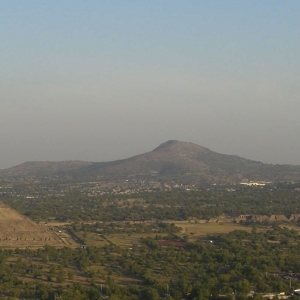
[1,1,300,168]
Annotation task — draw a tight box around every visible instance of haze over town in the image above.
[1,1,300,169]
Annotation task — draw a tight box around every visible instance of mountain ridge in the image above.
[1,140,300,184]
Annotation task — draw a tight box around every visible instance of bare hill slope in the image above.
[0,160,93,177]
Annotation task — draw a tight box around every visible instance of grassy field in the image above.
[74,231,110,247]
[170,221,262,241]
[72,221,265,248]
[43,219,286,249]
[279,224,300,232]
[104,232,158,248]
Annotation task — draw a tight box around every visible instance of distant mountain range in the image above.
[1,140,300,184]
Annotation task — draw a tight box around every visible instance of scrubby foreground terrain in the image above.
[0,183,300,299]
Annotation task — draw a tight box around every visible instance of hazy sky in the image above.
[1,1,300,168]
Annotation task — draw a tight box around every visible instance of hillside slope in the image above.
[71,140,300,183]
[1,140,300,184]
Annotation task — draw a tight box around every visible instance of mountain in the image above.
[0,160,93,177]
[1,140,300,184]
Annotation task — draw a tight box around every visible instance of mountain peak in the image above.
[153,140,209,154]
[153,140,181,151]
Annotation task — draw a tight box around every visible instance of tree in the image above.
[141,287,160,300]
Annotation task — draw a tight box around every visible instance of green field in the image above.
[72,221,265,248]
[169,221,262,241]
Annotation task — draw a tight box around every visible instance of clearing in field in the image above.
[172,221,263,241]
[74,223,259,249]
[104,232,158,248]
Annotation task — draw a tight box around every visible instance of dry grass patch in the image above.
[104,232,158,248]
[171,221,261,241]
[75,231,110,247]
